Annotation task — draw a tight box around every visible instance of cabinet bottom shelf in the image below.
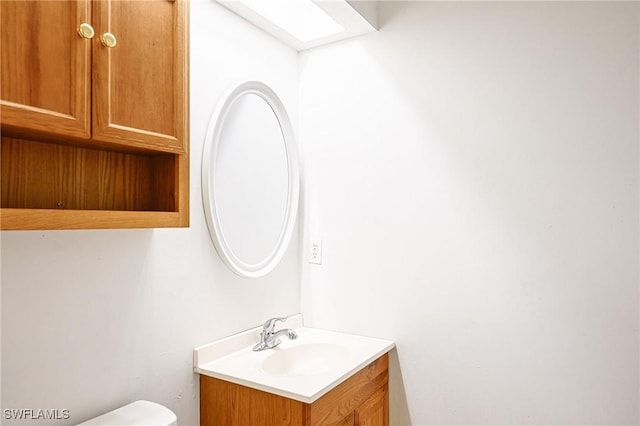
[0,208,186,229]
[1,135,189,229]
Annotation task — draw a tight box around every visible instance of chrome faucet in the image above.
[253,317,298,351]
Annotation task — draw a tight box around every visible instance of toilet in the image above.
[76,400,177,426]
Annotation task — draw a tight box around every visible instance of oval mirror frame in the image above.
[202,81,300,278]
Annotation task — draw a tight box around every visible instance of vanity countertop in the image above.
[194,315,395,403]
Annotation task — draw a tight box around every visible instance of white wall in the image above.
[300,2,639,425]
[1,1,300,424]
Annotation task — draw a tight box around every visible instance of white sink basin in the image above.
[260,343,349,376]
[194,315,394,403]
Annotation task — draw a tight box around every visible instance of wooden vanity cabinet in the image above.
[0,0,189,229]
[200,353,389,426]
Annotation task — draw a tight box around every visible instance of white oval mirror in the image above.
[202,81,299,278]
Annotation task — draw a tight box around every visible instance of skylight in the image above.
[218,0,377,51]
[228,0,346,43]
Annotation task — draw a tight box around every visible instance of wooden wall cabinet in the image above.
[0,0,189,229]
[200,353,389,426]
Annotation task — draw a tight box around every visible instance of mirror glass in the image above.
[202,81,299,278]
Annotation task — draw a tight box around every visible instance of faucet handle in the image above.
[262,317,287,332]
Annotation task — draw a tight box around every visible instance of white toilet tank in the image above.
[76,400,177,426]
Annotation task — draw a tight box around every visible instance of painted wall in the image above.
[299,2,639,425]
[0,1,300,424]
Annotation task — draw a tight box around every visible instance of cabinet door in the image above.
[335,412,355,426]
[1,0,91,139]
[355,386,388,426]
[92,0,187,153]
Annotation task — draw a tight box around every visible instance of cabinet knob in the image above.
[77,23,95,39]
[100,32,117,48]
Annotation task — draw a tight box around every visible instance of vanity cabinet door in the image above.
[334,412,355,426]
[308,355,388,426]
[355,386,388,426]
[0,0,92,140]
[92,0,187,153]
